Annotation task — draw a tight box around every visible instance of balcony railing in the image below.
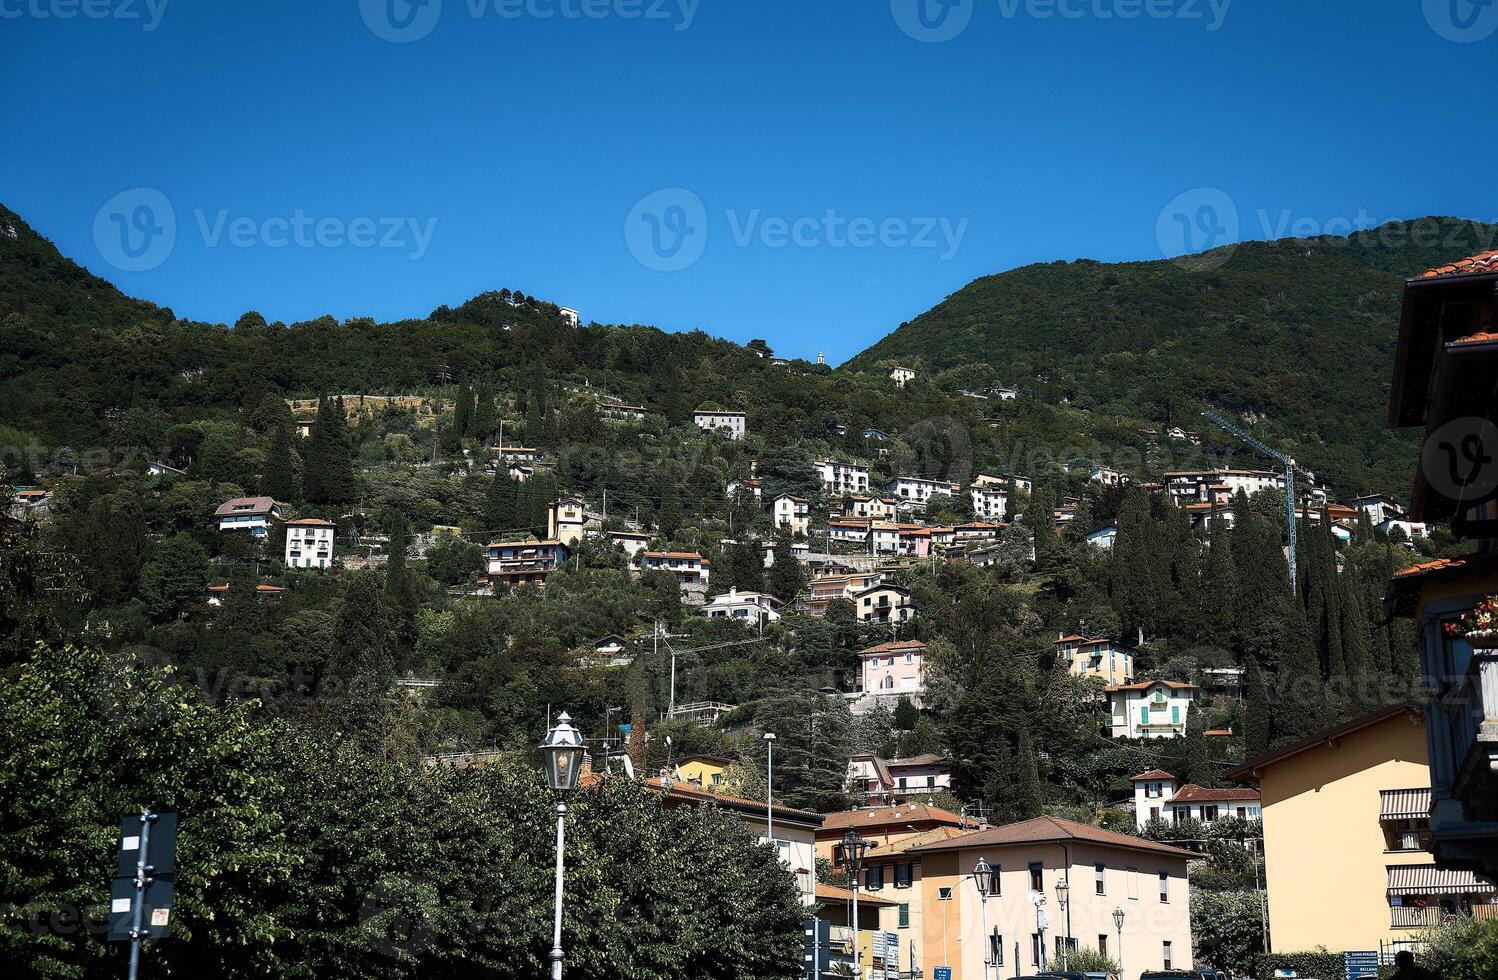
[1447,649,1498,817]
[1391,906,1446,929]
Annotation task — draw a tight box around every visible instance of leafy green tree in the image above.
[139,531,210,621]
[1190,890,1267,974]
[424,534,485,586]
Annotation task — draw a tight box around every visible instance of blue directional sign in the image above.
[934,968,953,980]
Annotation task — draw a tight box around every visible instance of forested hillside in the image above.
[847,218,1498,494]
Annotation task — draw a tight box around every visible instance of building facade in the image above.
[1056,635,1134,686]
[693,409,747,440]
[486,539,568,586]
[284,518,335,569]
[214,496,282,537]
[815,459,871,495]
[1106,680,1199,738]
[860,639,927,693]
[772,494,810,536]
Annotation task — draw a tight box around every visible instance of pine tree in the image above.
[769,527,804,602]
[262,417,299,503]
[1010,730,1044,820]
[485,471,519,537]
[1244,657,1272,757]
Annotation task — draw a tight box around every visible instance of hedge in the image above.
[1254,950,1346,980]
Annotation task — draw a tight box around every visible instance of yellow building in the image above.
[671,754,733,791]
[1226,704,1495,956]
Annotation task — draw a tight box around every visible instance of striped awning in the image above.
[1387,865,1497,896]
[1380,788,1432,820]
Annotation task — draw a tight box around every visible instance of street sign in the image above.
[1344,951,1379,979]
[106,875,175,941]
[116,810,176,877]
[934,968,952,980]
[803,916,830,979]
[881,931,899,980]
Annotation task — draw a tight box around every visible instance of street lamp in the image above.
[1055,878,1070,971]
[540,712,584,980]
[1113,906,1125,977]
[764,732,776,850]
[972,857,993,980]
[1033,895,1048,972]
[836,829,871,979]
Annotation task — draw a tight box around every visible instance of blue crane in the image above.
[1200,409,1304,595]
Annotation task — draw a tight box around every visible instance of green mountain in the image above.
[848,218,1498,494]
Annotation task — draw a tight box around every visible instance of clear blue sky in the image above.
[4,0,1496,364]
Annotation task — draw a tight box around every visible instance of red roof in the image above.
[1168,784,1260,804]
[1420,249,1498,279]
[1106,679,1198,693]
[285,518,335,527]
[858,640,928,656]
[644,551,706,560]
[1391,557,1470,579]
[818,803,965,834]
[907,814,1199,859]
[1448,331,1498,349]
[1131,769,1177,782]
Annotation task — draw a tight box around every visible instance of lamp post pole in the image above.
[764,732,776,849]
[539,712,584,980]
[1113,906,1125,979]
[549,801,566,980]
[972,857,992,980]
[838,830,870,980]
[1034,896,1047,972]
[1055,879,1070,972]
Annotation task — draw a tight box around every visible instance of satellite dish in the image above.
[622,755,636,780]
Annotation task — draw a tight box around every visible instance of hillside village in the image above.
[2,210,1497,980]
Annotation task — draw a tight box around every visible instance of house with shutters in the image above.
[1106,680,1199,738]
[547,496,587,547]
[486,539,568,587]
[843,495,899,521]
[702,588,782,625]
[889,366,916,388]
[860,639,927,694]
[772,494,810,537]
[693,408,746,440]
[852,583,915,624]
[640,551,711,600]
[845,753,952,806]
[889,476,961,510]
[284,518,335,569]
[1055,634,1134,686]
[814,459,871,495]
[970,484,1009,521]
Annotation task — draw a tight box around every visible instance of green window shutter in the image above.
[898,904,910,928]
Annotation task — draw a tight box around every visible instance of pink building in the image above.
[845,752,952,805]
[860,639,927,693]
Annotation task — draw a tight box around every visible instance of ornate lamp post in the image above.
[836,829,871,978]
[972,857,993,980]
[540,712,584,980]
[1055,878,1070,971]
[1113,906,1126,977]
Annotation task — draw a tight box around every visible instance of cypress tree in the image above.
[1026,484,1060,569]
[1244,657,1272,757]
[1339,564,1375,709]
[1010,730,1044,821]
[769,527,804,602]
[262,417,299,503]
[1203,516,1238,652]
[305,395,356,506]
[453,385,473,439]
[484,471,519,537]
[471,383,498,441]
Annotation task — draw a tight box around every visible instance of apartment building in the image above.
[1106,680,1199,738]
[283,517,335,569]
[693,409,746,440]
[970,485,1009,521]
[814,459,871,495]
[889,477,961,509]
[486,539,568,586]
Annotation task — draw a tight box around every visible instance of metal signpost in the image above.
[803,916,830,980]
[106,808,177,980]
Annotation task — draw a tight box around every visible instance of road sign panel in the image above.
[934,968,952,980]
[107,875,174,941]
[116,811,176,876]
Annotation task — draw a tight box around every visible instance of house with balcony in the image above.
[1385,248,1498,882]
[725,477,762,502]
[214,496,283,537]
[845,753,952,806]
[974,472,1032,495]
[1055,634,1134,686]
[702,588,782,625]
[283,518,335,569]
[1225,703,1496,957]
[860,639,927,694]
[1355,493,1405,526]
[844,494,899,521]
[970,484,1009,521]
[772,494,810,537]
[693,408,746,440]
[814,459,871,495]
[1106,680,1198,739]
[640,550,711,601]
[1165,468,1285,505]
[897,525,932,557]
[547,496,587,547]
[852,583,915,624]
[828,517,872,546]
[868,521,902,556]
[486,538,568,587]
[888,476,961,510]
[889,366,916,388]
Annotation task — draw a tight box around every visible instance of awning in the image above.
[1380,789,1432,820]
[1387,865,1496,896]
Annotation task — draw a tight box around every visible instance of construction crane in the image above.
[1200,409,1304,595]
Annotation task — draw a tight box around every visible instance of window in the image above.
[1163,941,1173,970]
[866,866,884,891]
[1029,862,1043,893]
[937,886,953,901]
[895,862,913,889]
[1159,871,1169,903]
[1099,934,1108,956]
[1095,862,1106,895]
[1030,933,1042,967]
[1202,805,1219,821]
[1127,867,1139,900]
[988,865,1001,896]
[898,904,909,928]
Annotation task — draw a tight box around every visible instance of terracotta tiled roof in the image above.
[206,584,286,594]
[1168,784,1260,804]
[906,815,1199,859]
[1448,331,1498,349]
[644,551,706,560]
[1105,680,1198,693]
[1391,557,1470,579]
[285,518,336,526]
[858,640,927,655]
[1131,769,1177,782]
[214,496,280,517]
[814,882,896,906]
[1420,250,1498,279]
[819,803,966,833]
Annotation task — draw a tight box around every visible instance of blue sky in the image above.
[3,0,1496,364]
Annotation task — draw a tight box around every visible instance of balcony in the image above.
[1448,649,1498,818]
[1390,906,1446,929]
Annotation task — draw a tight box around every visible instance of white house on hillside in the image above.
[1107,680,1200,738]
[970,484,1008,520]
[1129,770,1261,829]
[889,366,915,388]
[703,588,782,625]
[773,494,810,536]
[888,477,961,509]
[215,497,283,537]
[813,459,870,495]
[284,518,335,569]
[693,409,746,440]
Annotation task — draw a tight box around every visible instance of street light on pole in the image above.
[836,829,871,980]
[1055,878,1070,971]
[972,857,993,980]
[1113,906,1125,978]
[1033,895,1048,972]
[764,732,776,851]
[540,712,584,980]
